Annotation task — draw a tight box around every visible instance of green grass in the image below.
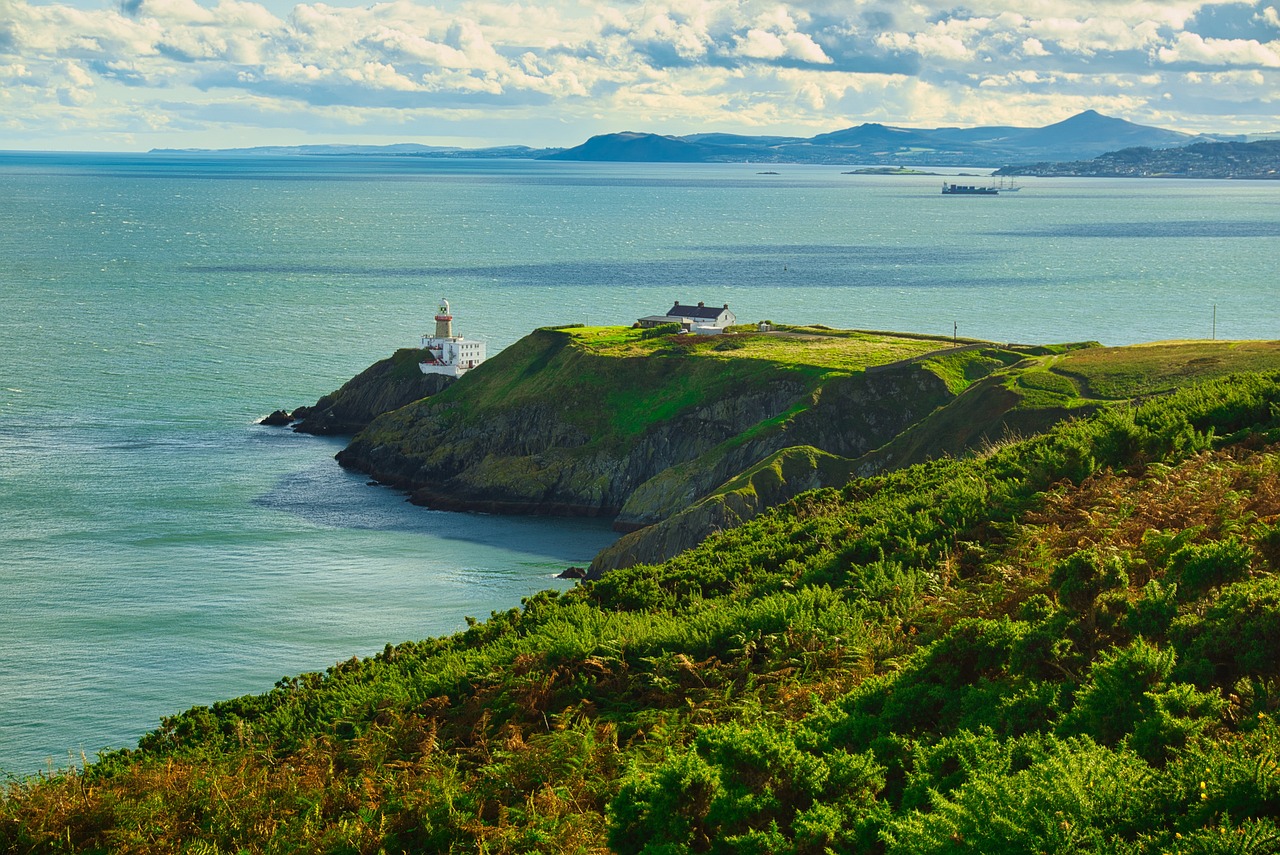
[1053,340,1280,399]
[1010,367,1087,409]
[565,325,962,372]
[921,348,1029,394]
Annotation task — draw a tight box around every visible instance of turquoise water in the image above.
[1,153,1278,775]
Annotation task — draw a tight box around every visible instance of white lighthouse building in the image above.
[419,299,486,376]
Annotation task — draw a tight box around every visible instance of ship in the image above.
[942,181,999,195]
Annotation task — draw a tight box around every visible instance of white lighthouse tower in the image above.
[419,298,486,376]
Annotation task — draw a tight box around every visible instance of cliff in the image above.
[333,329,1280,574]
[290,348,453,435]
[592,339,1280,572]
[334,325,1002,520]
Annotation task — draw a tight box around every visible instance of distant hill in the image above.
[546,111,1206,166]
[997,139,1280,179]
[1012,109,1190,151]
[151,112,1239,168]
[149,143,461,156]
[541,131,735,163]
[149,143,561,158]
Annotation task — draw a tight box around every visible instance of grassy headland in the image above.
[5,366,1280,853]
[333,325,1014,521]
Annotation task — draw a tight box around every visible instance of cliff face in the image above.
[292,349,453,436]
[336,329,815,516]
[332,325,1260,576]
[589,371,1069,574]
[333,328,1052,545]
[612,364,956,530]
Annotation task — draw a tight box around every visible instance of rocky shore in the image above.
[261,348,454,435]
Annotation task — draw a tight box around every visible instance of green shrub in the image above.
[608,723,884,855]
[1051,548,1130,612]
[641,322,684,339]
[1124,580,1180,639]
[1169,537,1254,600]
[1062,638,1175,745]
[1130,682,1224,763]
[883,737,1156,855]
[1172,576,1280,686]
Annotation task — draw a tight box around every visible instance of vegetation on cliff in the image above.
[594,338,1280,572]
[333,325,1008,519]
[5,368,1280,853]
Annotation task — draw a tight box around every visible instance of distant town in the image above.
[998,140,1280,180]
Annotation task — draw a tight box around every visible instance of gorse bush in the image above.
[5,371,1280,853]
[640,322,684,339]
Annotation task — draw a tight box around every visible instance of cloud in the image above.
[1156,31,1280,67]
[0,0,1277,149]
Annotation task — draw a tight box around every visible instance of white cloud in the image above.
[0,0,1277,148]
[1156,31,1280,67]
[1021,37,1050,57]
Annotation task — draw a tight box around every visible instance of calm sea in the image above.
[1,152,1277,775]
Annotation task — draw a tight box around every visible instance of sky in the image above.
[1,0,1278,151]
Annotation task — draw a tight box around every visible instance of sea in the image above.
[1,152,1278,776]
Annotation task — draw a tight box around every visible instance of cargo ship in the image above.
[942,181,999,195]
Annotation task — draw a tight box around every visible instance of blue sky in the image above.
[2,0,1278,150]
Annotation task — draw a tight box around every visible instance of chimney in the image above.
[698,301,705,307]
[723,303,729,309]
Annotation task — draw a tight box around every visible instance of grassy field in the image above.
[564,325,961,372]
[1050,340,1280,399]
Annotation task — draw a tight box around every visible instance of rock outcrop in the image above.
[292,349,454,436]
[259,409,293,426]
[337,329,814,517]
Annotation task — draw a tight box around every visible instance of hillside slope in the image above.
[594,339,1280,572]
[335,325,1006,520]
[5,371,1280,852]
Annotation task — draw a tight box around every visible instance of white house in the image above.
[420,299,486,377]
[637,301,737,335]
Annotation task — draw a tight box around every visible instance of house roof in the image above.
[668,301,730,319]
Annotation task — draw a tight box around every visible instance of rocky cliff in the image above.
[291,349,453,435]
[589,369,1083,574]
[322,327,1273,575]
[336,328,833,516]
[334,326,1015,517]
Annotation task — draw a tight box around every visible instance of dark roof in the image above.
[667,301,729,319]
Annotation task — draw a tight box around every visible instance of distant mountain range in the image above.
[544,111,1228,166]
[153,111,1275,167]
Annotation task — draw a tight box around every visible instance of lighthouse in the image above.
[434,300,454,338]
[419,298,486,377]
